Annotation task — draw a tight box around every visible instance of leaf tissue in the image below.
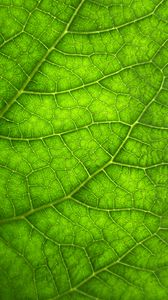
[0,0,168,299]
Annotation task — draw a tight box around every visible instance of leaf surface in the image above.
[0,0,168,299]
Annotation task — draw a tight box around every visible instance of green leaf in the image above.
[0,0,168,299]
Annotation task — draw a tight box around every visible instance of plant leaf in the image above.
[0,0,168,299]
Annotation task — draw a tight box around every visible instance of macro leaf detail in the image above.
[0,0,168,299]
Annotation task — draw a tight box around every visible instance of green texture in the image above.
[0,0,168,299]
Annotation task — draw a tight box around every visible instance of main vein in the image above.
[0,0,85,119]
